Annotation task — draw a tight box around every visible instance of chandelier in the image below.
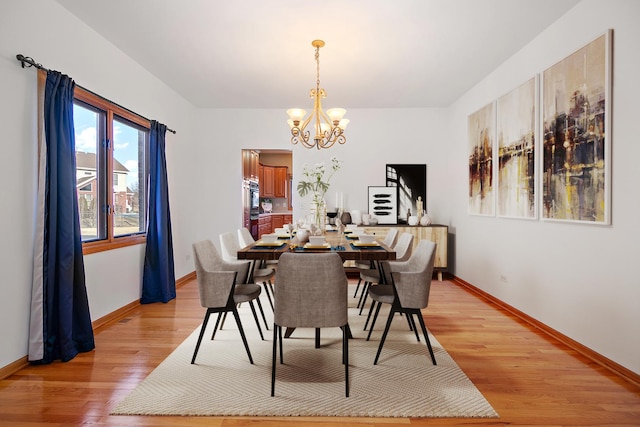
[287,40,349,150]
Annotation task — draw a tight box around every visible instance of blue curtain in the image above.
[29,70,95,364]
[141,121,176,303]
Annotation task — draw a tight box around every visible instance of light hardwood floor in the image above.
[1,276,639,426]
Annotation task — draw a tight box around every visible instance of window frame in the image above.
[74,88,149,255]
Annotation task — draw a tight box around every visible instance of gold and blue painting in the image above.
[541,30,611,224]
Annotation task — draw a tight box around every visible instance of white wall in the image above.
[0,0,198,368]
[448,0,640,374]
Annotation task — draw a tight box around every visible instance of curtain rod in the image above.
[16,54,176,134]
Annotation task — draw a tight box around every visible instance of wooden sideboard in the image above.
[361,224,448,281]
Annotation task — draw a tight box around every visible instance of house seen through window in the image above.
[73,88,149,253]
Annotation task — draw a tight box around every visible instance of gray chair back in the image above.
[274,252,348,328]
[193,240,250,307]
[192,240,248,308]
[386,240,436,310]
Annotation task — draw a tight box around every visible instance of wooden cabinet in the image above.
[258,215,272,238]
[362,224,448,280]
[242,149,260,181]
[274,166,288,198]
[258,214,293,238]
[259,164,287,199]
[272,215,284,229]
[262,165,275,198]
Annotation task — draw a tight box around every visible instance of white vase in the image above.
[420,214,432,226]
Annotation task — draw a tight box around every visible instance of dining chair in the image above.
[220,231,276,314]
[238,227,279,269]
[271,252,350,397]
[353,228,399,298]
[357,232,414,314]
[191,239,266,365]
[365,239,438,365]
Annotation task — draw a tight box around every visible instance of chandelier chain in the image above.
[315,46,321,92]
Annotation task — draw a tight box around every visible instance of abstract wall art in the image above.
[541,30,612,224]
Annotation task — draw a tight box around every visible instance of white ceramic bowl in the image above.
[308,236,326,246]
[261,234,278,243]
[358,234,376,244]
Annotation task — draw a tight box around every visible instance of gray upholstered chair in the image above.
[271,252,350,397]
[191,240,265,365]
[357,232,414,314]
[365,240,437,365]
[353,228,398,298]
[220,231,276,313]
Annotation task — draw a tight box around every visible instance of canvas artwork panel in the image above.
[468,102,495,216]
[385,164,426,224]
[496,77,537,219]
[368,186,398,224]
[541,30,611,224]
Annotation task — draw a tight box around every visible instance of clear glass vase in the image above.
[312,198,327,235]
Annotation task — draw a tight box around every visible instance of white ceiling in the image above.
[55,0,580,109]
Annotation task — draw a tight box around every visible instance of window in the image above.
[74,88,149,254]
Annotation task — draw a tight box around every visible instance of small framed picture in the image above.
[368,186,397,224]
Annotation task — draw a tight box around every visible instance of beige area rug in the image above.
[111,287,498,418]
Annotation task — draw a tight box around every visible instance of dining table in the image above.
[237,230,396,339]
[236,230,397,264]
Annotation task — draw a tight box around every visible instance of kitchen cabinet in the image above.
[259,164,288,199]
[362,224,449,280]
[242,149,259,181]
[258,215,272,238]
[258,214,293,237]
[274,166,288,198]
[262,165,275,198]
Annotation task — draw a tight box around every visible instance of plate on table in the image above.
[255,241,286,247]
[352,241,380,247]
[304,243,331,249]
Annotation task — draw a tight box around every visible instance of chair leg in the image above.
[366,302,383,341]
[271,324,278,396]
[357,282,369,309]
[231,306,254,364]
[278,324,283,363]
[191,310,212,364]
[255,296,270,331]
[416,314,437,365]
[358,283,371,314]
[247,301,264,340]
[408,313,420,341]
[211,312,223,340]
[315,328,320,348]
[263,282,274,310]
[374,308,397,365]
[363,299,377,331]
[342,324,350,397]
[353,277,361,298]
